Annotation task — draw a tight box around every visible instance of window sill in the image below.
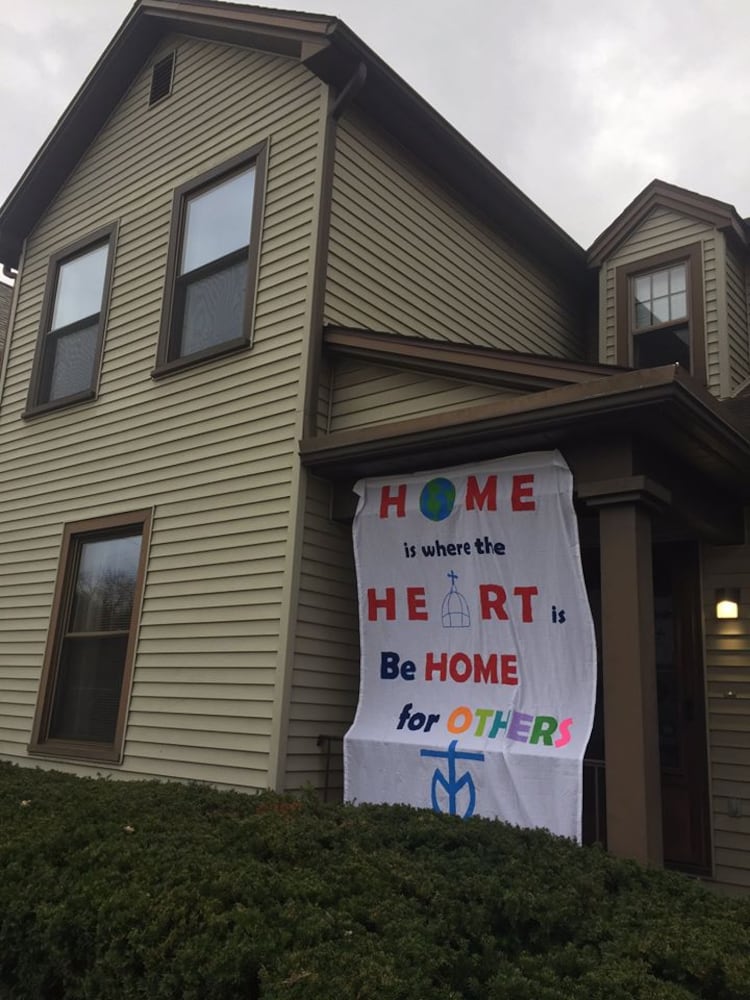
[151,336,250,380]
[22,389,97,419]
[27,740,123,765]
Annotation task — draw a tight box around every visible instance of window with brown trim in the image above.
[153,143,267,377]
[615,243,705,383]
[29,510,152,763]
[25,224,117,415]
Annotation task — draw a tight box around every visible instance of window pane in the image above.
[651,269,669,298]
[670,290,687,320]
[47,323,98,401]
[179,258,247,356]
[180,167,255,274]
[634,275,651,304]
[48,635,128,742]
[634,325,690,370]
[51,244,108,330]
[651,296,670,324]
[69,534,142,633]
[669,265,686,293]
[635,301,652,329]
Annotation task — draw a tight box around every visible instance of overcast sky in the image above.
[1,0,749,250]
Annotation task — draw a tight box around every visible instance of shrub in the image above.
[1,762,748,999]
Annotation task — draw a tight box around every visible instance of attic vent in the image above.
[149,52,175,107]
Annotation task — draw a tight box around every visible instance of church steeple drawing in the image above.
[441,570,471,628]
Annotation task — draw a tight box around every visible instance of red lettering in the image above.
[513,586,538,622]
[425,652,447,681]
[479,584,508,621]
[449,652,473,683]
[379,484,407,518]
[500,653,518,685]
[367,587,396,621]
[406,587,429,621]
[472,653,498,684]
[465,475,497,512]
[511,473,535,511]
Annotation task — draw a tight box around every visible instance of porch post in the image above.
[598,502,663,865]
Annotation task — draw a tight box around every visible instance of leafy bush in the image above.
[1,761,748,999]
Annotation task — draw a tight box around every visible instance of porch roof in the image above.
[300,363,750,504]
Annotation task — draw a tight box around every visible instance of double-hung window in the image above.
[615,243,705,382]
[26,224,116,414]
[154,142,267,375]
[30,510,152,762]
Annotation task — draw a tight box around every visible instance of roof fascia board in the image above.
[140,0,335,36]
[324,326,624,391]
[140,0,335,53]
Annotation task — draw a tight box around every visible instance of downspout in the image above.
[270,60,369,796]
[301,60,367,440]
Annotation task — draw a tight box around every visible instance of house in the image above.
[0,0,749,893]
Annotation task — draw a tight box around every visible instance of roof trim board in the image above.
[324,326,626,392]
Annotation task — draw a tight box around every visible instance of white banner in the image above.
[344,451,597,841]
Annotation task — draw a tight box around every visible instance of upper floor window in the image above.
[615,243,705,383]
[25,224,117,415]
[154,142,267,377]
[29,509,152,763]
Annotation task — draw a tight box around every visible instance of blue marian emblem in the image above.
[420,740,485,818]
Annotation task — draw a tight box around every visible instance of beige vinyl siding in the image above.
[601,208,719,395]
[284,475,359,794]
[327,358,521,433]
[701,542,750,891]
[326,114,584,360]
[0,37,325,788]
[726,243,749,393]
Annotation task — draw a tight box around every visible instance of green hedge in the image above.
[1,761,748,999]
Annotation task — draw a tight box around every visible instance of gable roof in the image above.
[587,178,748,267]
[0,0,585,284]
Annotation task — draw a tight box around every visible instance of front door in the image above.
[582,542,711,873]
[654,544,712,873]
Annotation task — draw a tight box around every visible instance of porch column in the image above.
[598,502,663,865]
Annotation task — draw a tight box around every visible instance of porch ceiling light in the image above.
[715,587,740,620]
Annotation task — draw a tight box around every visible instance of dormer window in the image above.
[632,262,689,369]
[615,243,705,383]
